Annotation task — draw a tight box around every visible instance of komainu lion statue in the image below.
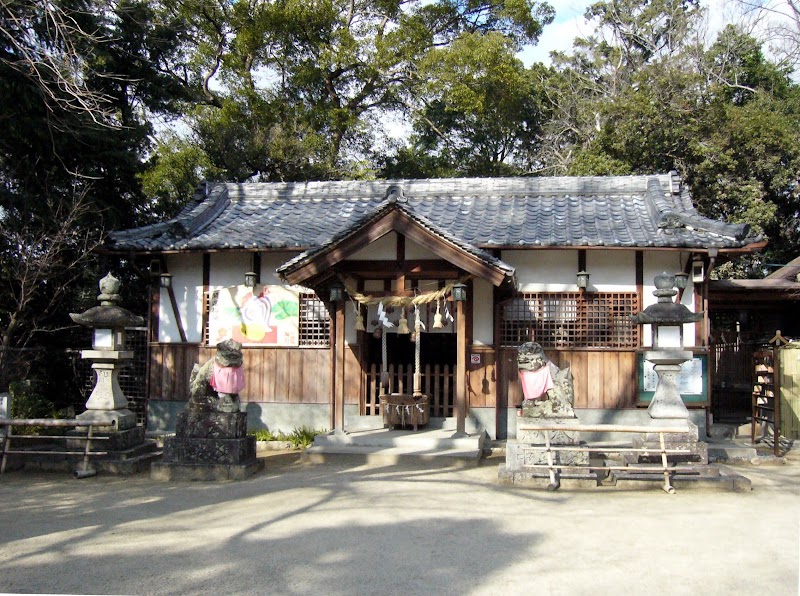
[188,339,245,413]
[517,342,575,418]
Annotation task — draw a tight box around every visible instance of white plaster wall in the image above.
[209,252,251,291]
[503,250,580,292]
[405,236,436,260]
[350,232,396,259]
[472,278,494,345]
[586,251,636,290]
[259,252,300,285]
[160,254,204,343]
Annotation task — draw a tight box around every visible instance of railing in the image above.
[516,422,695,493]
[0,418,110,478]
[364,363,454,418]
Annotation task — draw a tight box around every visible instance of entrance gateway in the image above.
[277,188,518,436]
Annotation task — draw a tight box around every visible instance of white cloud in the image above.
[517,0,760,67]
[518,0,594,66]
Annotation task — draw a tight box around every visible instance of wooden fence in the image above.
[364,363,454,418]
[710,341,755,420]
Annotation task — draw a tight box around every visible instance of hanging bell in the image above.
[397,312,411,335]
[354,312,365,331]
[373,327,382,339]
[432,300,444,329]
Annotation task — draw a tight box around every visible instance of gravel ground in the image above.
[0,450,798,596]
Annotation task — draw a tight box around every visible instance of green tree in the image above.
[0,0,193,393]
[388,33,550,177]
[155,0,555,181]
[544,9,800,273]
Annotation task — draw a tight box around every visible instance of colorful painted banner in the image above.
[209,285,300,346]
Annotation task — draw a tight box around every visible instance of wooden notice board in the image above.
[637,349,708,406]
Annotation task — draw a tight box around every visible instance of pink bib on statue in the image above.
[519,368,553,401]
[211,362,246,394]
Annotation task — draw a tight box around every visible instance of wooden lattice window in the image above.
[299,293,331,347]
[500,292,639,348]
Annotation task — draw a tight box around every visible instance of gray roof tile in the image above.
[108,174,761,253]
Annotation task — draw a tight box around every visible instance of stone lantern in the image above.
[631,272,703,419]
[70,273,144,429]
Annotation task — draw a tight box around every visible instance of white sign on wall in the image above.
[642,357,704,394]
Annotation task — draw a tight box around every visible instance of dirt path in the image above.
[1,451,798,595]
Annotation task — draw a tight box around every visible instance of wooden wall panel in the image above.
[466,347,497,408]
[147,344,639,409]
[587,352,603,408]
[344,346,360,405]
[148,345,331,404]
[503,347,638,410]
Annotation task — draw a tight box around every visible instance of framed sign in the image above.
[637,350,708,406]
[209,285,300,346]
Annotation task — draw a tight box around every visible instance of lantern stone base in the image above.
[630,420,709,464]
[66,425,145,451]
[76,408,137,431]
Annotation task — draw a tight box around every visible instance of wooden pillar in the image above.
[333,300,346,433]
[454,298,467,436]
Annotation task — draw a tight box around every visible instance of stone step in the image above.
[304,428,485,466]
[313,429,483,451]
[302,444,483,467]
[707,441,758,463]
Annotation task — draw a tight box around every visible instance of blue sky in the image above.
[518,0,739,66]
[519,0,595,66]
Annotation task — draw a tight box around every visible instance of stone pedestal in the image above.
[152,410,263,481]
[500,412,595,489]
[645,349,692,420]
[631,419,709,464]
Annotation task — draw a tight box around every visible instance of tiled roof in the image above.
[275,190,517,283]
[107,174,760,253]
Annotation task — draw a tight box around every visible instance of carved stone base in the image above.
[176,411,247,439]
[66,426,145,451]
[150,460,263,481]
[506,441,589,467]
[155,410,260,481]
[508,414,588,472]
[163,436,257,465]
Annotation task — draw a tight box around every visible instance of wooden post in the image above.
[332,300,346,433]
[773,344,782,457]
[454,299,467,436]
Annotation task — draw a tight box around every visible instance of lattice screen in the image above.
[500,292,639,348]
[298,293,331,347]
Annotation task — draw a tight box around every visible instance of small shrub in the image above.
[248,426,325,449]
[8,380,62,435]
[288,426,322,449]
[249,428,276,442]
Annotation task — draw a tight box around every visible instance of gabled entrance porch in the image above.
[276,191,517,442]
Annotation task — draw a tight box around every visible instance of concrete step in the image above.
[303,428,485,467]
[706,439,758,463]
